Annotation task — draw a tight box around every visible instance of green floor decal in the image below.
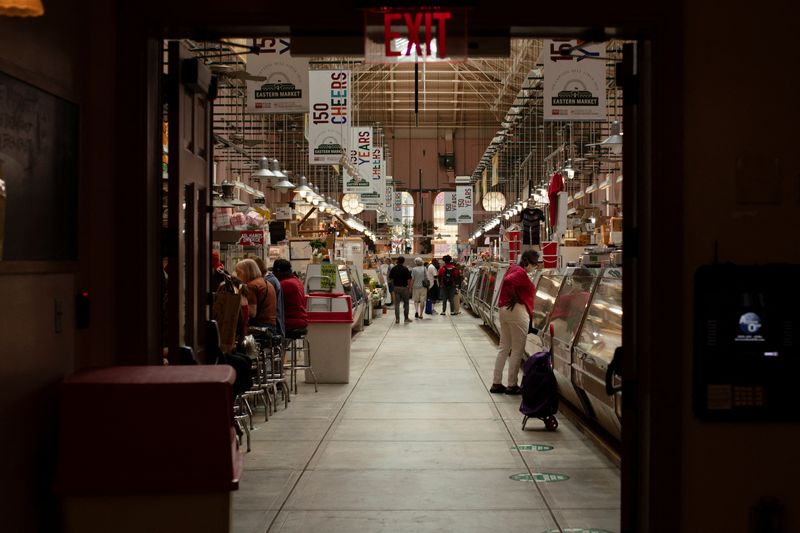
[511,444,554,452]
[509,472,570,482]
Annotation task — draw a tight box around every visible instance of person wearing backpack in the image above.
[438,255,461,316]
[490,249,539,395]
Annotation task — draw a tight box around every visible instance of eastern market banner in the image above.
[246,38,309,114]
[543,40,606,121]
[344,127,372,194]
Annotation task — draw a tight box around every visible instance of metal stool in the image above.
[233,395,251,452]
[250,327,289,411]
[284,328,317,394]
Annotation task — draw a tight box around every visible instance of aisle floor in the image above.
[233,309,620,533]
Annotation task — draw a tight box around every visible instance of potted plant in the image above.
[309,239,327,263]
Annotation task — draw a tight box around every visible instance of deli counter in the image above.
[463,263,623,441]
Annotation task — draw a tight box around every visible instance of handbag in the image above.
[422,278,430,288]
[213,281,243,354]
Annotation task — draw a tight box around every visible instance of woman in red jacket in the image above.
[490,249,539,395]
[272,258,308,332]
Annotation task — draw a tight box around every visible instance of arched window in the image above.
[400,191,414,226]
[433,192,458,257]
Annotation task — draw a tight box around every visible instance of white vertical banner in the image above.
[308,70,351,165]
[379,180,393,223]
[344,127,372,193]
[457,184,473,223]
[362,144,385,209]
[246,38,309,114]
[393,191,403,224]
[445,191,458,225]
[543,40,606,121]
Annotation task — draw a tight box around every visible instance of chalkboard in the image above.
[0,71,78,261]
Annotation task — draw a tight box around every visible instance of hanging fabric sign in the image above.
[457,184,473,223]
[482,168,488,195]
[392,191,403,224]
[344,127,372,194]
[308,70,351,165]
[379,180,394,223]
[445,191,458,225]
[491,154,499,186]
[362,145,385,208]
[543,40,606,121]
[246,38,309,114]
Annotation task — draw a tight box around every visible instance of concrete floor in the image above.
[233,308,620,533]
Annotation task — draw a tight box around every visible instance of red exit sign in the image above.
[365,7,467,63]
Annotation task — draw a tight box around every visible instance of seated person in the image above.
[272,258,308,333]
[235,258,277,333]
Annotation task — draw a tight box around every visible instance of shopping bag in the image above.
[425,298,433,315]
[213,286,242,354]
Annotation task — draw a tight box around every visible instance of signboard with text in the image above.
[344,127,372,194]
[246,38,309,114]
[362,145,385,208]
[364,8,468,63]
[309,70,351,164]
[543,40,606,121]
[238,230,265,247]
[444,190,458,225]
[456,184,473,223]
[379,181,394,223]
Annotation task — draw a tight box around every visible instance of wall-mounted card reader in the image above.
[693,263,800,421]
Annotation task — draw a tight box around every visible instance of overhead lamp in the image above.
[587,120,623,154]
[310,185,322,206]
[294,175,313,198]
[563,160,576,180]
[212,194,233,208]
[270,159,287,178]
[252,156,276,180]
[273,171,296,193]
[0,0,44,16]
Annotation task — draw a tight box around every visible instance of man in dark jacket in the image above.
[388,256,413,324]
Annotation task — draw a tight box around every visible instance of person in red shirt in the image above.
[490,249,539,394]
[272,258,308,333]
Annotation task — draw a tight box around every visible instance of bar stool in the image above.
[284,328,317,394]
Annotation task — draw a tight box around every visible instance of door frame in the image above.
[114,5,684,532]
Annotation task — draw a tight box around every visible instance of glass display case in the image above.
[549,269,600,346]
[531,269,565,334]
[575,268,622,372]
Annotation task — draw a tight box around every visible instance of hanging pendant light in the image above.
[586,121,623,154]
[270,159,287,179]
[252,156,276,180]
[294,175,313,198]
[273,170,296,193]
[0,0,44,17]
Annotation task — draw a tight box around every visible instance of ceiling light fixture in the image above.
[0,0,44,16]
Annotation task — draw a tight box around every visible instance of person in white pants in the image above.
[490,249,539,395]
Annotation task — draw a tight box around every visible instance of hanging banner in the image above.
[309,70,351,165]
[345,127,372,193]
[482,168,488,196]
[246,38,309,114]
[457,184,473,223]
[543,40,606,121]
[491,154,499,186]
[362,145,385,208]
[379,180,393,223]
[445,191,458,225]
[393,191,403,224]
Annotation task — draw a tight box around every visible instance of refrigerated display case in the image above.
[573,267,623,439]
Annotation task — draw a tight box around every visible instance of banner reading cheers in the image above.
[543,40,606,121]
[345,127,372,194]
[246,38,309,114]
[362,145,385,209]
[457,184,473,223]
[309,70,351,165]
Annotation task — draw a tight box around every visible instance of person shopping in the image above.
[388,256,413,324]
[410,257,428,319]
[438,255,460,315]
[235,258,277,333]
[490,249,539,395]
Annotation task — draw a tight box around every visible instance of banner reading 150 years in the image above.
[543,40,606,121]
[344,127,372,194]
[246,38,309,114]
[309,70,351,165]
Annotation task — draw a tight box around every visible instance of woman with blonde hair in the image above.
[235,258,277,333]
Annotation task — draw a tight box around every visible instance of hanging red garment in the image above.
[547,172,564,226]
